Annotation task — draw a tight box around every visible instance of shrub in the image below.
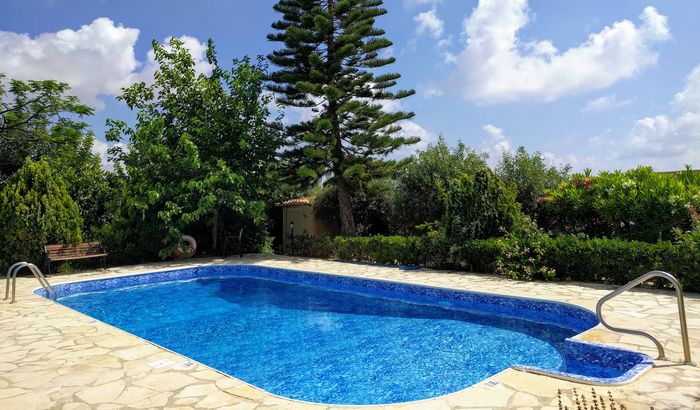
[334,235,422,265]
[540,166,700,242]
[0,159,82,267]
[493,221,556,281]
[443,169,524,242]
[391,137,489,235]
[496,146,570,220]
[290,232,700,292]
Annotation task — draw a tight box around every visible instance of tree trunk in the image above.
[211,208,220,252]
[328,0,356,237]
[336,175,357,236]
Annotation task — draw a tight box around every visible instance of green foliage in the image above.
[391,137,489,235]
[313,179,393,236]
[268,0,418,235]
[496,146,570,219]
[492,220,556,281]
[443,168,523,242]
[0,74,109,233]
[540,166,700,242]
[290,231,700,292]
[0,159,82,267]
[105,38,282,260]
[0,74,94,182]
[334,235,422,265]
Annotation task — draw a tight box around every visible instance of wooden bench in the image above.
[44,242,107,274]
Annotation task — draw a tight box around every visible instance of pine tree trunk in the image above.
[336,175,357,236]
[327,0,356,237]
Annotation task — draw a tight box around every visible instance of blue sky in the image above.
[1,0,699,171]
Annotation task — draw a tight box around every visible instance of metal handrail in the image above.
[4,262,56,303]
[596,270,694,365]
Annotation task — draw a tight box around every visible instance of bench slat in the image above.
[49,253,107,261]
[45,242,106,260]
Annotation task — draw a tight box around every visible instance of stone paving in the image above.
[0,255,698,409]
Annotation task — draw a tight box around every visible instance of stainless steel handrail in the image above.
[4,262,56,303]
[596,270,694,365]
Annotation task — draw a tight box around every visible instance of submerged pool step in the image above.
[513,338,653,385]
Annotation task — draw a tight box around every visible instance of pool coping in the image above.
[32,263,655,407]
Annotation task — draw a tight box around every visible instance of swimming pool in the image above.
[38,265,652,405]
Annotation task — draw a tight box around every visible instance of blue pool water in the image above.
[46,265,652,405]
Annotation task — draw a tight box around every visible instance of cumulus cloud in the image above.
[390,120,439,160]
[624,64,700,163]
[451,1,671,103]
[480,124,512,165]
[422,85,444,98]
[583,94,633,112]
[0,17,139,109]
[414,9,444,39]
[0,18,210,110]
[404,0,442,8]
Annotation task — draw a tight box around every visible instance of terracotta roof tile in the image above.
[278,196,314,207]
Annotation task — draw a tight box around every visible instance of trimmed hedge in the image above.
[292,234,700,292]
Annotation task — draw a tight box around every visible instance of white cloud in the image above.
[480,123,512,165]
[0,18,210,110]
[422,86,444,98]
[436,35,453,49]
[583,94,633,112]
[414,9,444,39]
[404,0,442,8]
[390,120,438,160]
[451,1,671,103]
[0,17,139,109]
[442,51,458,65]
[620,64,700,168]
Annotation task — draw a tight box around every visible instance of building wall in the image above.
[281,204,338,252]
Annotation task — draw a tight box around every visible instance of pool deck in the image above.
[1,255,698,410]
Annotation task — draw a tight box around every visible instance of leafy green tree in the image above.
[0,159,82,267]
[392,137,489,235]
[495,146,570,219]
[0,74,94,181]
[443,168,523,242]
[313,178,393,236]
[106,38,282,258]
[268,0,418,236]
[0,74,109,233]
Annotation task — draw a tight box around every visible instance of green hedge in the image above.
[292,234,700,292]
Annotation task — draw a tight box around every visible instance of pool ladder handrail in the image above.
[596,270,694,365]
[4,262,57,303]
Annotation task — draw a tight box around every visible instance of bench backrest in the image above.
[45,242,104,257]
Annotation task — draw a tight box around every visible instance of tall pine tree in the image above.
[268,0,418,236]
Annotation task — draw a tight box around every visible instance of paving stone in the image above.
[133,372,197,391]
[75,380,126,404]
[1,255,698,410]
[195,390,245,408]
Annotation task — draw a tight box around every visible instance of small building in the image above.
[277,196,338,253]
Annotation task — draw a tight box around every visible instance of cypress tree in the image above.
[0,158,82,267]
[268,0,418,236]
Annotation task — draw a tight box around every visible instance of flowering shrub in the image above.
[540,166,700,242]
